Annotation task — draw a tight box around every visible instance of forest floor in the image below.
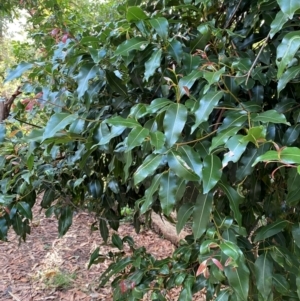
[0,199,205,301]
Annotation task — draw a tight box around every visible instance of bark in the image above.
[0,86,21,122]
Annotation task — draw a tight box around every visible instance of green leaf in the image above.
[202,155,222,194]
[176,203,194,234]
[144,49,162,81]
[192,192,213,240]
[270,11,289,39]
[159,171,177,216]
[222,135,248,167]
[106,116,140,128]
[134,154,162,185]
[220,241,240,261]
[149,131,165,150]
[218,181,243,226]
[280,147,300,164]
[254,220,288,242]
[0,123,6,142]
[147,98,173,113]
[112,233,123,250]
[0,217,8,240]
[115,37,149,56]
[42,113,77,142]
[5,62,33,82]
[140,173,162,214]
[255,253,273,300]
[99,219,109,243]
[191,90,223,133]
[163,103,187,147]
[278,66,300,95]
[75,63,99,98]
[203,68,225,93]
[292,224,300,248]
[276,31,300,78]
[277,0,300,19]
[58,206,73,237]
[252,150,278,166]
[240,126,266,147]
[178,70,203,98]
[282,124,300,146]
[149,17,168,41]
[16,202,32,220]
[167,39,183,65]
[218,111,247,132]
[127,126,149,151]
[273,274,290,295]
[41,188,56,208]
[224,261,249,301]
[252,110,290,125]
[210,127,241,152]
[87,180,102,198]
[178,145,202,175]
[127,6,148,21]
[106,70,128,97]
[215,289,230,301]
[167,150,200,181]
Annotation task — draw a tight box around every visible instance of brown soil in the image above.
[0,201,205,301]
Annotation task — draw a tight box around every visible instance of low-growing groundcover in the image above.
[2,0,300,300]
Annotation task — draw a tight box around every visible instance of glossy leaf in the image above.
[147,98,173,113]
[218,181,243,226]
[16,202,32,220]
[276,31,300,78]
[144,49,162,81]
[210,127,241,152]
[254,220,288,242]
[222,135,248,167]
[167,150,200,181]
[202,154,222,194]
[163,103,187,147]
[277,0,300,18]
[270,10,289,38]
[192,192,213,240]
[149,17,168,41]
[106,116,140,128]
[149,131,165,150]
[75,63,99,98]
[253,110,290,125]
[99,219,109,243]
[5,62,33,82]
[191,91,223,133]
[140,173,162,214]
[58,206,73,237]
[176,203,194,234]
[134,154,162,185]
[178,70,203,98]
[42,113,78,141]
[167,39,183,65]
[159,171,177,216]
[255,253,273,300]
[127,126,149,151]
[115,37,149,56]
[220,241,240,261]
[106,70,127,97]
[292,224,300,248]
[224,261,249,301]
[278,66,300,95]
[126,6,148,21]
[178,145,202,175]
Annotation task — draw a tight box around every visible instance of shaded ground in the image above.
[0,202,204,301]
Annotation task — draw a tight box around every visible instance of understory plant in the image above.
[2,0,300,300]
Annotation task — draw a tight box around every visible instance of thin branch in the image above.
[245,32,270,85]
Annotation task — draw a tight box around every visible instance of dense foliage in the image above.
[2,0,300,300]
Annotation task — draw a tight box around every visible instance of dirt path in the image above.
[0,203,180,301]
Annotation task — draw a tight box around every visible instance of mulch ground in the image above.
[0,199,202,301]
